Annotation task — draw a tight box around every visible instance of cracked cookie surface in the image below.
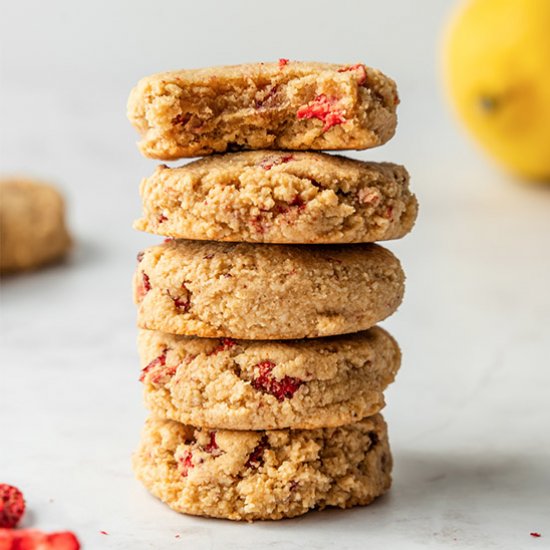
[139,326,400,430]
[135,151,417,244]
[133,240,405,339]
[133,414,391,521]
[127,61,398,159]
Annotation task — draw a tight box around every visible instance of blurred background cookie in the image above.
[0,178,72,274]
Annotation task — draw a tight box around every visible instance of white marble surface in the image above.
[1,1,549,548]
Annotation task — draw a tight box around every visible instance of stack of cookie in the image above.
[127,61,417,521]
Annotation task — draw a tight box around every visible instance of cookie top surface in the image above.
[135,151,417,244]
[139,326,401,430]
[127,61,398,159]
[134,240,405,339]
[133,414,391,521]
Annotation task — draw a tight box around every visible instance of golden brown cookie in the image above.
[0,179,72,273]
[133,414,391,521]
[127,61,398,159]
[134,152,417,244]
[138,326,400,430]
[133,240,405,339]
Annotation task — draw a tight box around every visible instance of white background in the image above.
[1,1,549,548]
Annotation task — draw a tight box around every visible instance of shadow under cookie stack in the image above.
[127,60,417,521]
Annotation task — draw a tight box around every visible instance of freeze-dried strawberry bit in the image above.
[384,206,394,220]
[254,84,279,109]
[245,435,269,469]
[0,529,81,549]
[260,153,294,170]
[250,215,266,234]
[251,360,303,402]
[163,237,174,243]
[289,480,299,492]
[337,63,367,85]
[136,271,152,301]
[0,484,25,528]
[289,194,306,211]
[203,432,223,457]
[296,94,346,132]
[278,58,289,68]
[157,214,168,224]
[172,113,191,126]
[179,451,194,477]
[149,365,177,385]
[168,283,191,313]
[139,350,167,382]
[208,337,237,356]
[530,533,542,538]
[357,188,381,206]
[136,251,145,263]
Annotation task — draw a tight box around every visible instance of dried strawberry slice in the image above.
[0,484,25,528]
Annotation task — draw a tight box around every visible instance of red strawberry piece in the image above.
[136,272,151,301]
[0,484,25,528]
[251,361,303,402]
[139,349,177,385]
[203,432,222,457]
[289,194,306,211]
[168,283,191,313]
[179,451,194,477]
[250,215,265,234]
[245,435,269,468]
[337,63,367,85]
[0,529,80,549]
[296,94,346,132]
[260,153,294,170]
[208,338,237,356]
[139,351,166,382]
[136,251,144,263]
[157,214,168,224]
[254,84,279,109]
[278,58,289,68]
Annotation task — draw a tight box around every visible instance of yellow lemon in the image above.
[443,0,550,182]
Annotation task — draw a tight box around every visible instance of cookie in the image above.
[127,61,398,159]
[134,152,418,244]
[134,240,404,340]
[133,414,391,521]
[138,326,400,430]
[0,179,72,273]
